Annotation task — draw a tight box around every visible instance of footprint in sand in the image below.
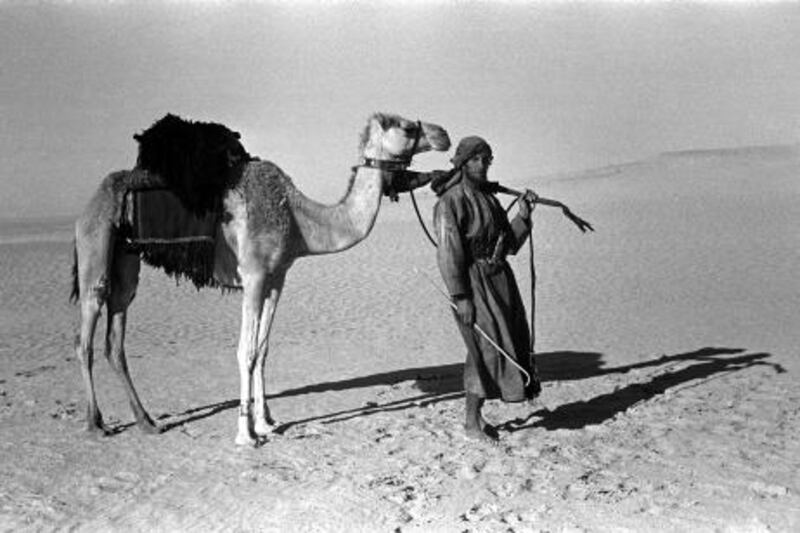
[14,365,56,379]
[89,471,141,495]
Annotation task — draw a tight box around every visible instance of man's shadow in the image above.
[502,347,784,431]
[154,346,783,434]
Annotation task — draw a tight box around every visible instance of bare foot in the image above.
[464,424,499,445]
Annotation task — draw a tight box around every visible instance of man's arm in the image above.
[507,190,537,255]
[434,197,475,326]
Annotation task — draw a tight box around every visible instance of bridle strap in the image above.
[358,120,422,171]
[359,158,411,172]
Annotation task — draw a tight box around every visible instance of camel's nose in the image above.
[423,123,451,151]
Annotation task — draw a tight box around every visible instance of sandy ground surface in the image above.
[1,146,799,532]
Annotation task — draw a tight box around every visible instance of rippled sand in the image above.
[1,147,798,531]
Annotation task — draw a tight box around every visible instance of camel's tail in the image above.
[69,239,79,304]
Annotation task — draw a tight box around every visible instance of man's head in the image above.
[451,136,493,182]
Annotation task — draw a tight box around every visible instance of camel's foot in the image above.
[464,424,500,446]
[234,431,260,447]
[137,418,161,435]
[235,415,260,447]
[86,423,113,437]
[254,419,280,438]
[85,409,112,436]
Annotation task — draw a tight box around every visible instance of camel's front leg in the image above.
[253,274,285,437]
[235,275,265,446]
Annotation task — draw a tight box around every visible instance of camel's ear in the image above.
[372,113,396,131]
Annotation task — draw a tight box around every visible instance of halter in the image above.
[359,120,422,172]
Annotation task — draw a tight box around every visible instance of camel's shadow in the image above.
[151,346,783,435]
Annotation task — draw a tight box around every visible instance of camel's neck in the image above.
[287,166,383,256]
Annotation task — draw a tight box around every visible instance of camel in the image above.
[71,112,451,445]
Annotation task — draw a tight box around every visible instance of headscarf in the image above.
[431,136,498,195]
[450,136,492,169]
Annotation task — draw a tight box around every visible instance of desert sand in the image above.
[1,145,798,532]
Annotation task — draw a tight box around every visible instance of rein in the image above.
[409,187,438,247]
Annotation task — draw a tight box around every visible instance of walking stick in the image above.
[414,267,532,387]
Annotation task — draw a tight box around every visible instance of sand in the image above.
[1,145,798,532]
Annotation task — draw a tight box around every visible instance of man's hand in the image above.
[455,297,475,327]
[518,189,539,219]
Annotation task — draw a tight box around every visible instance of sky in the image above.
[1,1,798,219]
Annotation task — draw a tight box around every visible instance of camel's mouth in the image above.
[381,170,433,202]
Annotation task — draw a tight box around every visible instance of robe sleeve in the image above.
[506,212,533,255]
[434,196,471,299]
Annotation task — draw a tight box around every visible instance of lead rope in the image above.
[409,188,438,247]
[502,195,536,356]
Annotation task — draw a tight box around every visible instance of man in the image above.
[433,136,540,443]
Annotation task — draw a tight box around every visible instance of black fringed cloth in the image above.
[123,188,220,289]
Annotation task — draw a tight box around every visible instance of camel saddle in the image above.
[118,113,253,289]
[121,187,220,289]
[122,187,218,244]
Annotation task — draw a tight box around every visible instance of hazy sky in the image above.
[1,1,798,218]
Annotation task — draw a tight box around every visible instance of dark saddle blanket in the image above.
[123,188,219,243]
[122,188,221,289]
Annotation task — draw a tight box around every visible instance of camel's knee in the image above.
[76,276,110,309]
[90,275,110,302]
[75,296,103,357]
[75,343,94,366]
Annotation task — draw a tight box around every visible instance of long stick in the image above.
[498,184,595,233]
[414,268,531,387]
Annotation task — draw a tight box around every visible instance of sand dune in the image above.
[1,146,798,531]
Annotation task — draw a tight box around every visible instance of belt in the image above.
[472,230,507,265]
[473,256,507,266]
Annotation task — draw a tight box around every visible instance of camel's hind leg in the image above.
[253,272,286,437]
[76,293,107,434]
[74,222,114,435]
[104,248,159,434]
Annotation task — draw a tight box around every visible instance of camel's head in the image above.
[359,112,451,164]
[359,112,450,200]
